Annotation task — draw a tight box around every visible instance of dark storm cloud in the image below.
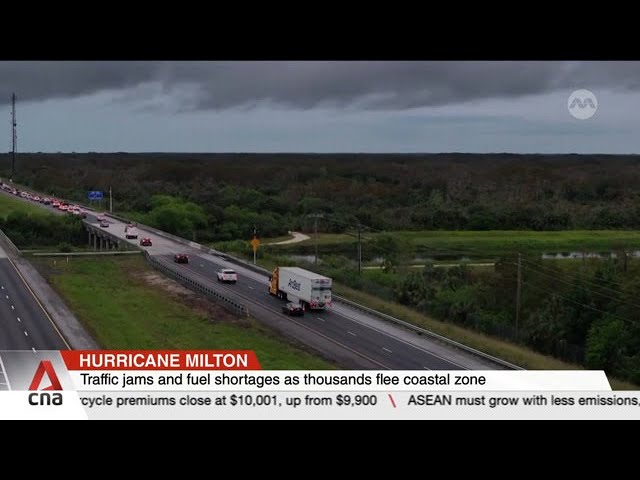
[1,61,639,110]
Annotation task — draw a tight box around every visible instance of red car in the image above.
[140,237,153,246]
[174,253,189,264]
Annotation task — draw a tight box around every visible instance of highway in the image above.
[163,254,464,369]
[87,214,501,370]
[0,246,69,351]
[0,187,505,369]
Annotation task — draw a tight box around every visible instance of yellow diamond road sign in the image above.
[251,238,260,251]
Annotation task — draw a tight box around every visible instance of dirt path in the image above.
[265,231,310,245]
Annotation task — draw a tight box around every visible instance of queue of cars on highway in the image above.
[1,183,88,218]
[2,182,308,316]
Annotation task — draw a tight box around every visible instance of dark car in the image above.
[100,220,109,228]
[174,253,189,264]
[282,302,304,316]
[140,237,153,247]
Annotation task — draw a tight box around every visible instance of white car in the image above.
[216,269,238,284]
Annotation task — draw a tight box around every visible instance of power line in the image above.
[520,256,638,301]
[509,261,640,312]
[523,280,640,328]
[521,255,634,292]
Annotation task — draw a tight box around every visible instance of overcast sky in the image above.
[0,61,638,153]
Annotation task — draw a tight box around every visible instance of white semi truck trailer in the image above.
[268,266,332,310]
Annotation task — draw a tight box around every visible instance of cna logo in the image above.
[29,360,63,391]
[568,89,598,120]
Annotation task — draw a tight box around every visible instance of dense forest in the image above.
[3,153,640,241]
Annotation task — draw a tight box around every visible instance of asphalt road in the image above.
[166,254,467,369]
[0,189,70,350]
[0,253,68,351]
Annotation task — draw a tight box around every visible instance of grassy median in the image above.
[33,255,334,370]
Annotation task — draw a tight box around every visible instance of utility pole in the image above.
[339,221,369,275]
[109,186,113,213]
[253,225,257,265]
[357,224,363,275]
[307,214,324,266]
[516,253,522,340]
[11,93,16,180]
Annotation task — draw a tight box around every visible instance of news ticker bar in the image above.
[4,391,640,420]
[0,349,632,419]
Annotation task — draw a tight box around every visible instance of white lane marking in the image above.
[423,366,431,370]
[7,257,71,350]
[24,331,28,337]
[382,347,393,354]
[248,286,254,290]
[32,348,36,354]
[331,306,469,370]
[200,264,204,267]
[196,252,469,369]
[347,331,357,337]
[316,317,325,322]
[16,317,20,322]
[10,305,14,310]
[5,295,8,299]
[0,356,11,390]
[168,256,392,370]
[1,286,3,289]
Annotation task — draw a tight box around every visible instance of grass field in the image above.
[0,192,53,218]
[34,256,334,370]
[290,230,640,257]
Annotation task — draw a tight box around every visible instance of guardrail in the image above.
[143,251,249,319]
[333,294,523,370]
[29,251,142,257]
[0,228,21,257]
[107,212,523,370]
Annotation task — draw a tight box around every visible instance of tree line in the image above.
[4,153,640,240]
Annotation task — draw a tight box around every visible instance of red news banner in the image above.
[63,350,261,370]
[63,350,262,389]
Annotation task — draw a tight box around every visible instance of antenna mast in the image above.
[11,93,16,179]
